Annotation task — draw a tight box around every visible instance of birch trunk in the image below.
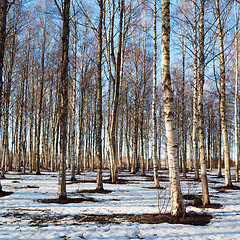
[119,112,123,170]
[77,90,84,174]
[145,116,150,171]
[29,72,35,172]
[3,28,16,174]
[192,0,199,180]
[161,0,185,216]
[50,81,58,172]
[152,0,159,188]
[158,111,162,170]
[198,0,210,205]
[109,0,124,183]
[36,20,46,175]
[140,10,147,175]
[0,0,7,125]
[131,76,138,174]
[189,102,193,170]
[217,114,223,177]
[96,0,104,190]
[125,89,130,171]
[213,49,223,178]
[70,0,77,181]
[23,74,28,173]
[57,0,70,199]
[17,73,26,172]
[215,0,232,187]
[0,0,7,181]
[235,1,239,182]
[180,11,187,178]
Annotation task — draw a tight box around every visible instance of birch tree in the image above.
[234,0,239,182]
[103,0,125,183]
[152,0,159,188]
[192,0,199,180]
[2,5,18,174]
[70,0,77,181]
[96,0,104,190]
[36,2,47,175]
[56,0,70,199]
[161,0,185,216]
[215,0,232,187]
[0,0,8,185]
[198,0,210,205]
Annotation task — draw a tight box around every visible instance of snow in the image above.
[0,169,240,239]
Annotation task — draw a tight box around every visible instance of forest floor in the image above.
[0,168,240,239]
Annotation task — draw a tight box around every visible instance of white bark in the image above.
[192,0,199,180]
[215,0,232,187]
[161,0,184,216]
[152,0,159,188]
[235,1,239,182]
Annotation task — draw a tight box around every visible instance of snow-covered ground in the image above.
[0,169,240,239]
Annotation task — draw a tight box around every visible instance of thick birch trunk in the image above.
[57,0,70,199]
[109,0,124,183]
[161,0,184,216]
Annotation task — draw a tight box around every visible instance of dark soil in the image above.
[145,175,169,182]
[0,190,14,197]
[103,178,130,184]
[144,186,166,190]
[76,189,112,194]
[208,180,222,184]
[183,194,201,200]
[183,194,222,209]
[181,177,201,182]
[66,179,93,184]
[72,211,212,226]
[212,175,224,179]
[212,185,240,190]
[26,211,212,227]
[11,180,20,183]
[40,197,98,204]
[194,203,223,209]
[14,185,39,189]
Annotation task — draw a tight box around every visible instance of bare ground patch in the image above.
[72,212,212,226]
[183,194,222,209]
[14,185,39,189]
[76,189,112,194]
[183,194,201,200]
[23,212,213,227]
[40,197,98,204]
[0,190,13,197]
[212,185,240,191]
[143,186,166,190]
